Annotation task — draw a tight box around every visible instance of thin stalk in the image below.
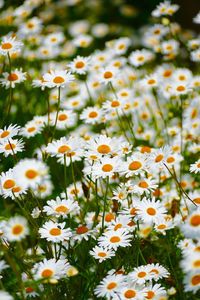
[164,163,196,207]
[51,87,61,142]
[101,177,109,234]
[85,80,93,105]
[153,88,170,144]
[63,154,68,199]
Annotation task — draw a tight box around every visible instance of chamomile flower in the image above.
[90,246,115,263]
[0,35,23,56]
[43,70,74,88]
[98,228,132,250]
[43,197,79,217]
[32,258,69,281]
[119,153,147,177]
[4,216,29,242]
[18,17,42,36]
[118,283,147,299]
[0,138,24,157]
[98,67,118,85]
[73,34,92,48]
[147,263,169,281]
[145,283,167,299]
[190,159,200,174]
[20,121,43,138]
[0,124,20,141]
[135,198,167,224]
[181,210,200,238]
[85,134,120,158]
[94,273,124,299]
[152,1,179,17]
[129,50,154,67]
[73,225,97,242]
[183,271,200,293]
[46,136,84,166]
[80,106,103,124]
[50,110,77,129]
[68,55,91,75]
[13,158,49,189]
[0,69,26,88]
[130,265,153,285]
[132,178,158,195]
[0,169,25,199]
[86,156,121,179]
[39,221,72,243]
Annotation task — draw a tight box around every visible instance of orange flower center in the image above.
[102,164,113,172]
[12,224,24,235]
[12,186,21,193]
[124,290,136,298]
[110,236,120,243]
[41,269,53,278]
[58,114,68,121]
[176,85,185,92]
[25,287,34,293]
[8,73,19,81]
[76,225,88,234]
[53,76,65,84]
[167,156,175,163]
[193,198,200,204]
[137,56,144,61]
[157,224,166,229]
[98,252,106,257]
[190,215,200,227]
[111,100,120,107]
[5,143,16,150]
[58,145,71,153]
[138,181,149,188]
[146,291,155,299]
[107,282,117,290]
[129,161,142,170]
[55,205,69,213]
[114,224,122,230]
[179,75,185,81]
[97,144,111,154]
[147,207,156,216]
[138,271,146,278]
[150,268,159,274]
[191,275,200,286]
[1,42,12,50]
[155,154,164,162]
[140,146,151,153]
[3,179,15,189]
[0,130,10,138]
[75,61,85,68]
[104,71,113,79]
[194,260,200,267]
[89,111,98,118]
[105,213,115,222]
[49,228,61,236]
[25,169,38,179]
[148,79,156,85]
[27,127,36,133]
[163,70,172,77]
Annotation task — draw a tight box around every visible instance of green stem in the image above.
[51,87,61,142]
[101,177,109,234]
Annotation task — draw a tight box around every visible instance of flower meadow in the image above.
[0,0,200,299]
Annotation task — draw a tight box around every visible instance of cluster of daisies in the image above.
[0,0,199,299]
